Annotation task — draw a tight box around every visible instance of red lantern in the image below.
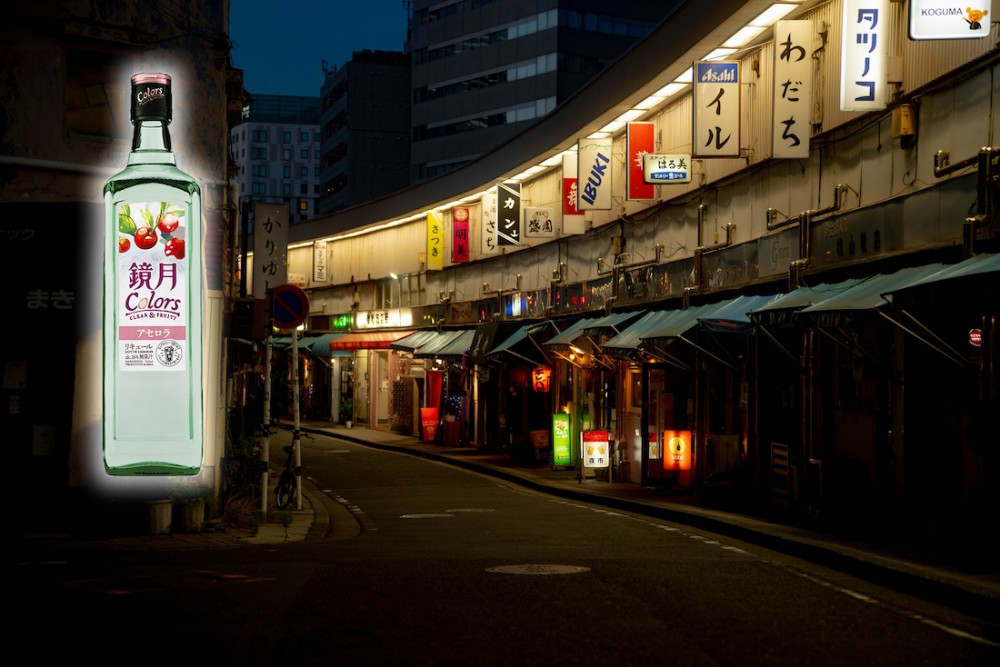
[532,365,551,392]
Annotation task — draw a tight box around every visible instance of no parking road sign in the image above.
[272,284,309,330]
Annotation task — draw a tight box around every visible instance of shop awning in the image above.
[415,329,476,358]
[543,316,603,348]
[468,321,521,364]
[698,293,783,334]
[487,320,551,363]
[640,301,731,343]
[329,330,416,351]
[581,310,645,336]
[882,252,1000,298]
[272,336,293,349]
[748,277,864,328]
[306,332,349,357]
[390,330,440,354]
[799,263,947,326]
[602,310,678,353]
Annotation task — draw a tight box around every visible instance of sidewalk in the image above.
[300,420,1000,617]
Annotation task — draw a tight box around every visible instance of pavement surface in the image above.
[17,420,1000,618]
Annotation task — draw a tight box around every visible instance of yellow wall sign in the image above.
[427,211,444,271]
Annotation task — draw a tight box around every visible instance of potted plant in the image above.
[340,396,353,427]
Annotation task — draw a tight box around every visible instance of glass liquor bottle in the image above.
[103,72,203,475]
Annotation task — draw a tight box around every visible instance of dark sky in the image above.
[229,0,409,97]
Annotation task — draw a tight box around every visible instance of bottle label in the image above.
[115,201,188,371]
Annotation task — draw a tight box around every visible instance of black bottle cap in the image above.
[130,72,172,122]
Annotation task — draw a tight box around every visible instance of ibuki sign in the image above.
[577,138,612,210]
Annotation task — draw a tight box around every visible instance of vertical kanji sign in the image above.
[481,190,498,255]
[497,182,520,246]
[841,0,887,111]
[252,202,288,298]
[562,152,585,234]
[773,20,812,159]
[627,122,656,200]
[693,60,741,158]
[427,211,444,271]
[452,207,470,263]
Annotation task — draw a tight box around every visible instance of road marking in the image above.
[486,564,590,575]
[400,513,454,519]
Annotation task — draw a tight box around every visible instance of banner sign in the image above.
[252,202,288,298]
[577,138,613,210]
[497,182,520,246]
[562,153,586,234]
[909,1,992,40]
[841,0,888,111]
[627,122,656,200]
[524,207,554,238]
[643,153,692,183]
[481,190,498,255]
[582,429,610,468]
[452,207,470,263]
[693,60,740,158]
[427,211,444,271]
[773,20,812,159]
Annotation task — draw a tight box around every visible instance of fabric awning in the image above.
[330,330,416,351]
[468,322,520,364]
[543,317,603,348]
[883,252,1000,297]
[581,310,645,336]
[800,263,947,326]
[749,277,864,328]
[602,310,678,353]
[698,294,783,334]
[390,330,440,353]
[487,320,551,362]
[415,329,475,358]
[306,332,348,357]
[640,302,730,342]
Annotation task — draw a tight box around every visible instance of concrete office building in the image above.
[229,94,321,225]
[318,50,411,214]
[407,0,684,181]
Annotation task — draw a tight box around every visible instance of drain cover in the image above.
[486,564,590,575]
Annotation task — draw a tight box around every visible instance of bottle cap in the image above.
[130,72,172,122]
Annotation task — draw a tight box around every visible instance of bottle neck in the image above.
[128,120,175,165]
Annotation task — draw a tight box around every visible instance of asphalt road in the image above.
[16,431,1000,666]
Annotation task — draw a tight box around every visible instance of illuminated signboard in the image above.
[552,414,572,466]
[662,430,692,472]
[582,429,610,468]
[909,1,992,40]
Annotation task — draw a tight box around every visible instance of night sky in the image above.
[229,0,409,97]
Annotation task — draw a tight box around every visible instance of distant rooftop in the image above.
[245,94,320,124]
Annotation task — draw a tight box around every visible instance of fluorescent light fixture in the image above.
[587,131,610,139]
[722,25,766,48]
[633,95,665,110]
[704,48,738,60]
[616,109,644,123]
[674,67,693,83]
[540,154,563,167]
[600,119,625,133]
[752,3,799,27]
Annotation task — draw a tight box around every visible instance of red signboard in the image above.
[970,328,982,347]
[627,122,656,200]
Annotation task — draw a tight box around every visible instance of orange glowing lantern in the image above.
[532,365,552,392]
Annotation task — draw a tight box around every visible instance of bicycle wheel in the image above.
[275,470,294,510]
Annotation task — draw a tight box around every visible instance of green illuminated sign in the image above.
[552,413,572,466]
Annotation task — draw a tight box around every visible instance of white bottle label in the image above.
[115,200,188,372]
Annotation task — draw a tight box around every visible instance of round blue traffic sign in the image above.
[272,284,309,329]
